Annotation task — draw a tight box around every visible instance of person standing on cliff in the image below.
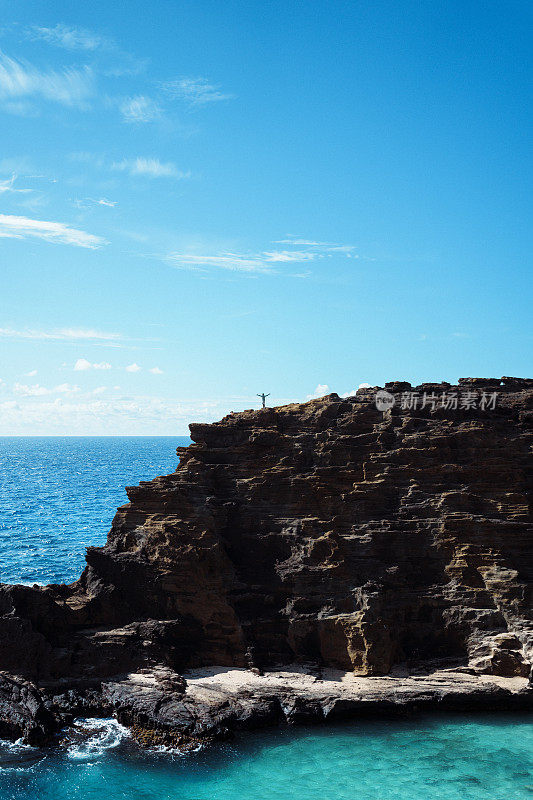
[257,392,270,408]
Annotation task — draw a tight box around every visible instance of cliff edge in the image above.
[1,377,532,745]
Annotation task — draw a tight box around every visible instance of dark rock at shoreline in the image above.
[0,377,532,744]
[0,673,56,745]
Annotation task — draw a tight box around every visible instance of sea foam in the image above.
[65,718,130,760]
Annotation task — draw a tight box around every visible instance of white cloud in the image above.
[0,327,121,343]
[112,157,189,179]
[13,382,50,396]
[25,25,145,78]
[1,100,37,116]
[68,151,106,168]
[74,197,116,209]
[125,363,141,372]
[291,271,313,279]
[74,358,112,371]
[14,381,80,397]
[149,366,163,374]
[0,213,107,248]
[263,250,317,263]
[274,237,357,256]
[306,384,330,400]
[25,369,37,377]
[0,51,94,107]
[163,76,234,105]
[119,95,161,123]
[27,24,109,51]
[166,252,276,274]
[0,174,32,194]
[340,383,371,397]
[0,393,245,435]
[165,237,356,275]
[53,328,118,341]
[55,383,80,394]
[92,386,107,395]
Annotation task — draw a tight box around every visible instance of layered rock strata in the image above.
[0,376,532,744]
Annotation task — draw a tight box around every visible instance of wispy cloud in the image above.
[70,152,189,180]
[0,51,94,107]
[25,24,146,77]
[125,362,141,372]
[112,157,190,179]
[68,151,106,168]
[0,213,107,248]
[163,76,234,106]
[149,366,163,374]
[0,174,32,194]
[262,250,317,262]
[165,237,356,275]
[27,24,110,51]
[0,327,121,343]
[166,252,276,274]
[119,95,161,123]
[73,197,116,209]
[274,237,358,256]
[74,358,112,371]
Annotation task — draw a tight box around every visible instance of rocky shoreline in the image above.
[107,665,533,747]
[1,377,532,746]
[1,664,531,749]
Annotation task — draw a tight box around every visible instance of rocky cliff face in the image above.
[1,377,532,743]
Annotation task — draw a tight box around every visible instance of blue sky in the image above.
[0,0,531,434]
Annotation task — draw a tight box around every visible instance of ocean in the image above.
[0,436,188,585]
[0,437,531,799]
[1,715,532,799]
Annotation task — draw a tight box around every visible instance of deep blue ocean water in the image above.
[0,438,531,798]
[0,437,189,585]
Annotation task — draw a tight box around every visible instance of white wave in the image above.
[0,737,45,771]
[0,736,32,752]
[13,580,48,587]
[66,717,130,760]
[146,741,204,756]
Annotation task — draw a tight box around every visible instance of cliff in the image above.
[1,377,532,745]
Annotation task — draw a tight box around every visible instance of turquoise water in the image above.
[0,437,188,585]
[1,438,531,797]
[0,715,532,799]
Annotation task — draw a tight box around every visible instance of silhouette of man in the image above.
[257,392,270,408]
